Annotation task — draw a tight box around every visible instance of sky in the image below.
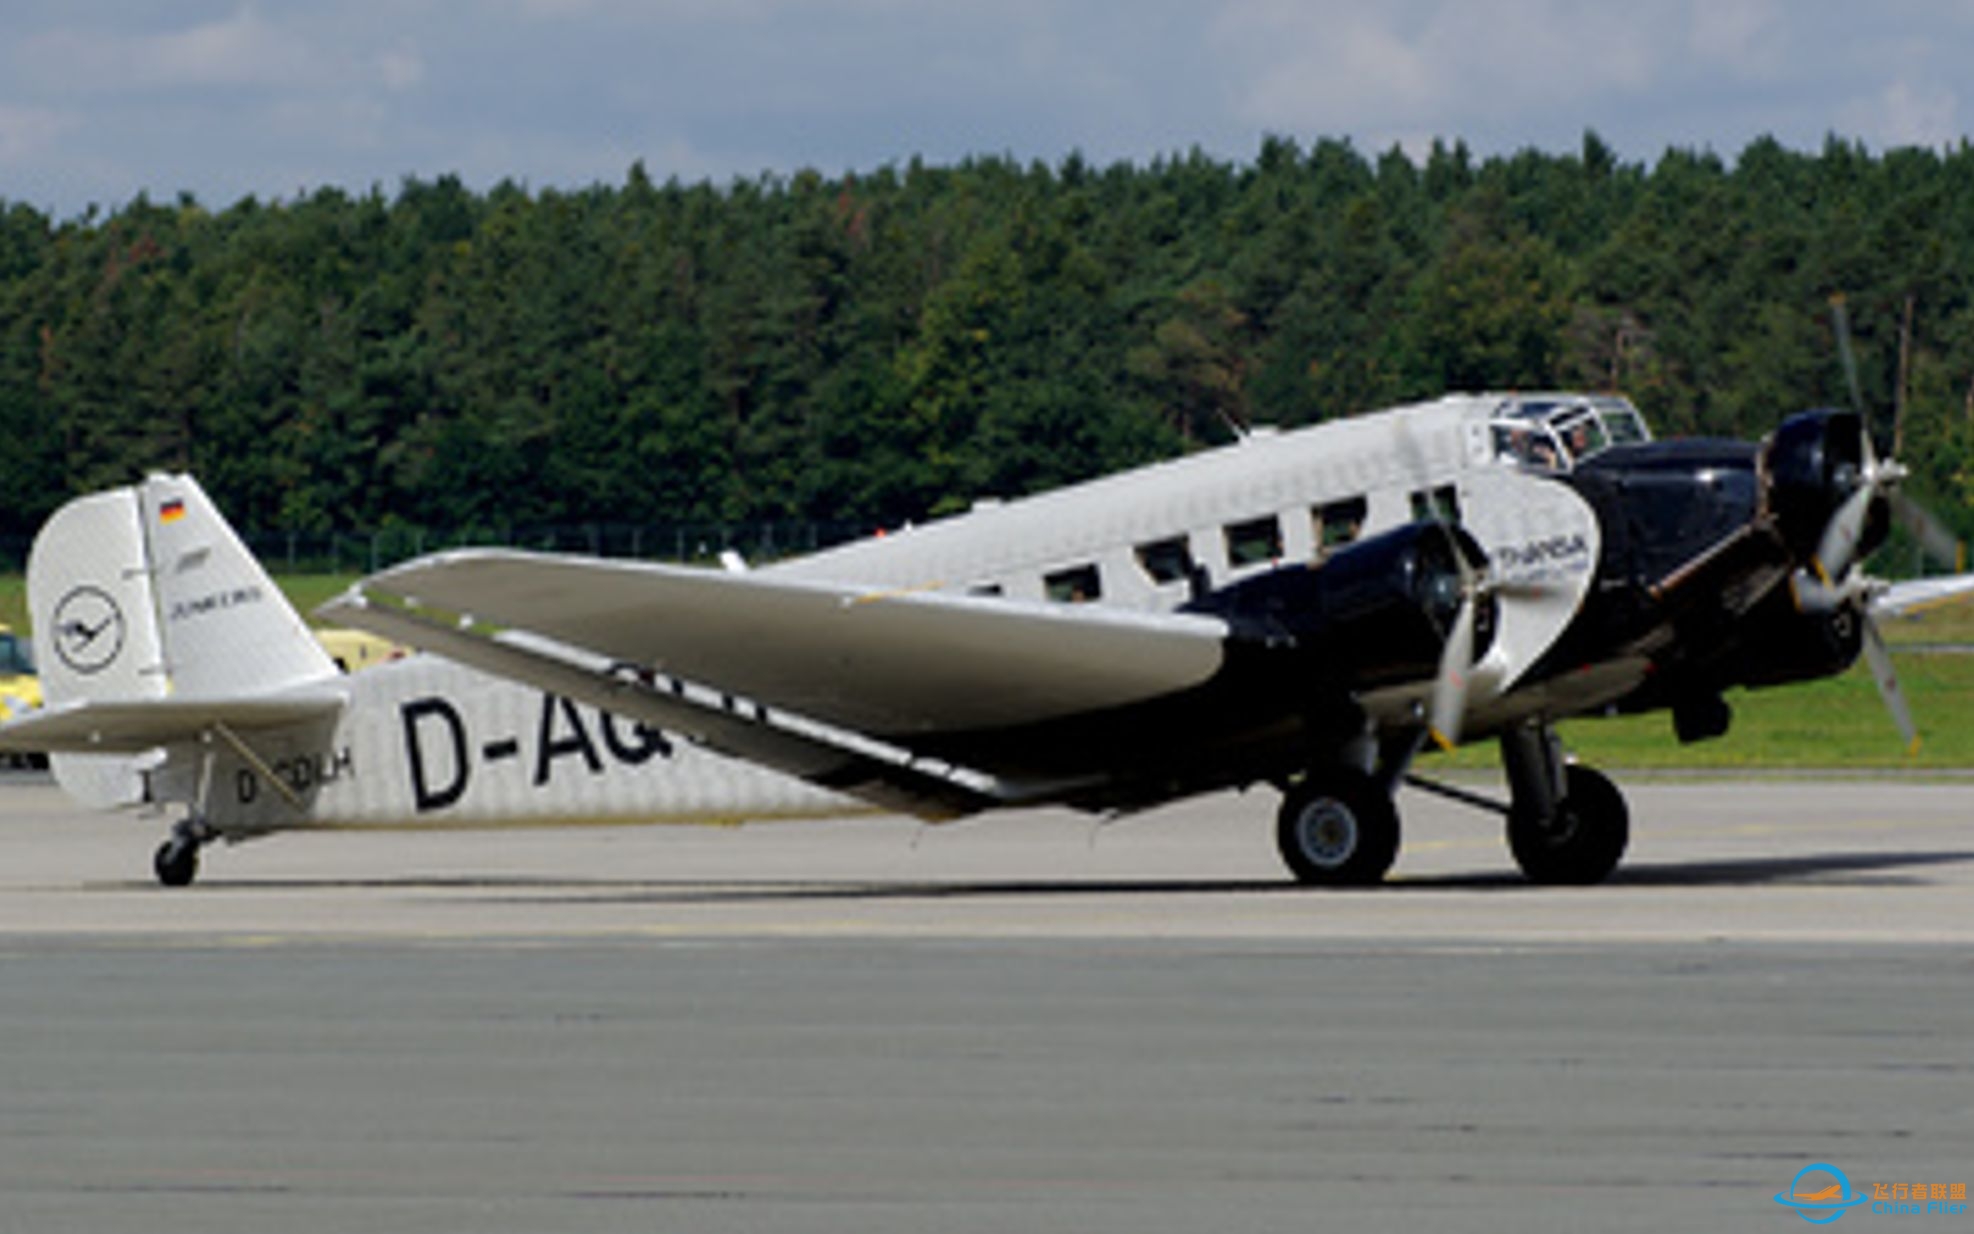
[2,1,1971,219]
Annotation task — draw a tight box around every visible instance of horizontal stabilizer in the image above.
[0,691,345,755]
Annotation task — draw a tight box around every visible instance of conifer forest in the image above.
[3,133,1972,562]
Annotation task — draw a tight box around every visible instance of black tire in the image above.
[1276,770,1400,886]
[153,839,200,888]
[1507,764,1628,885]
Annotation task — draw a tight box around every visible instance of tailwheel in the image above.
[1276,769,1400,886]
[152,815,213,888]
[1507,764,1628,885]
[153,838,200,887]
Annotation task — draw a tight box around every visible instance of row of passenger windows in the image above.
[1029,491,1447,604]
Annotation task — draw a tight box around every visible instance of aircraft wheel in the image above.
[153,838,200,888]
[1507,764,1628,885]
[1276,770,1399,886]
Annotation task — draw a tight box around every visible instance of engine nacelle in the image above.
[1762,408,1887,566]
[1731,588,1866,690]
[1183,521,1496,692]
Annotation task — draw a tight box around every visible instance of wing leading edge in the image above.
[321,550,1237,818]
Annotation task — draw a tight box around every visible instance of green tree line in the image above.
[3,132,1972,552]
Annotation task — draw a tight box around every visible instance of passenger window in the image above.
[1134,536,1195,585]
[1223,516,1283,567]
[1043,564,1102,604]
[1313,496,1367,551]
[1409,485,1460,524]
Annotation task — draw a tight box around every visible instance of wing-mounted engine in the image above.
[1179,520,1498,694]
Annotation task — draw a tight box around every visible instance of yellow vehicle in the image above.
[0,623,41,713]
[314,626,406,673]
[0,623,46,768]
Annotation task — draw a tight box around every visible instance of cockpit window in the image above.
[1489,395,1651,471]
[1591,396,1650,446]
[1492,423,1565,470]
[1553,410,1608,462]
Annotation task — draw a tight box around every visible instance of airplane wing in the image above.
[0,692,346,754]
[324,550,1230,735]
[320,551,1241,818]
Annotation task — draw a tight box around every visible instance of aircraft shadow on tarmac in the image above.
[170,847,1974,901]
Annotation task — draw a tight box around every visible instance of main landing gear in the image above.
[1275,722,1629,887]
[1497,724,1628,885]
[1275,768,1400,885]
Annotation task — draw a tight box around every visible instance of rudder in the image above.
[137,474,336,698]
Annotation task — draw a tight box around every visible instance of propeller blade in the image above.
[1813,482,1875,582]
[1428,593,1476,750]
[1860,615,1918,756]
[1891,492,1963,571]
[1832,293,1865,412]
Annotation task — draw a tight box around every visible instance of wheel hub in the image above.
[1297,799,1359,868]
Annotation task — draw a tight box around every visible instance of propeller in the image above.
[1892,492,1963,572]
[1861,615,1918,754]
[1806,295,1930,752]
[1810,426,1903,583]
[1428,572,1477,750]
[1425,529,1560,750]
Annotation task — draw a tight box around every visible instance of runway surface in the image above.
[4,771,1972,1231]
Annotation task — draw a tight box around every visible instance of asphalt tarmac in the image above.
[4,771,1972,1232]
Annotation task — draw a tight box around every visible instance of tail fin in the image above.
[135,474,336,697]
[27,474,335,805]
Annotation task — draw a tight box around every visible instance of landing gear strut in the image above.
[1500,724,1628,885]
[1276,767,1400,886]
[153,815,213,888]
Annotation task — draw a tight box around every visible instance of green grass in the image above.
[0,573,360,632]
[1427,652,1974,772]
[277,574,365,623]
[1880,595,1974,645]
[3,571,1970,769]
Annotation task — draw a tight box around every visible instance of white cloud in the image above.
[0,104,78,166]
[3,0,1973,217]
[18,7,321,94]
[1687,0,1783,71]
[376,42,425,93]
[1842,79,1960,150]
[1215,1,1673,137]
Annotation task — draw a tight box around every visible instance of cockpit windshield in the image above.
[1488,394,1651,472]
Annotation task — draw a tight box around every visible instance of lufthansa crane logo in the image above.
[52,585,126,676]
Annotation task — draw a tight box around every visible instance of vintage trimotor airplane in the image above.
[303,386,1967,889]
[1,387,1961,886]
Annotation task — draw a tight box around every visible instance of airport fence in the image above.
[0,520,878,577]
